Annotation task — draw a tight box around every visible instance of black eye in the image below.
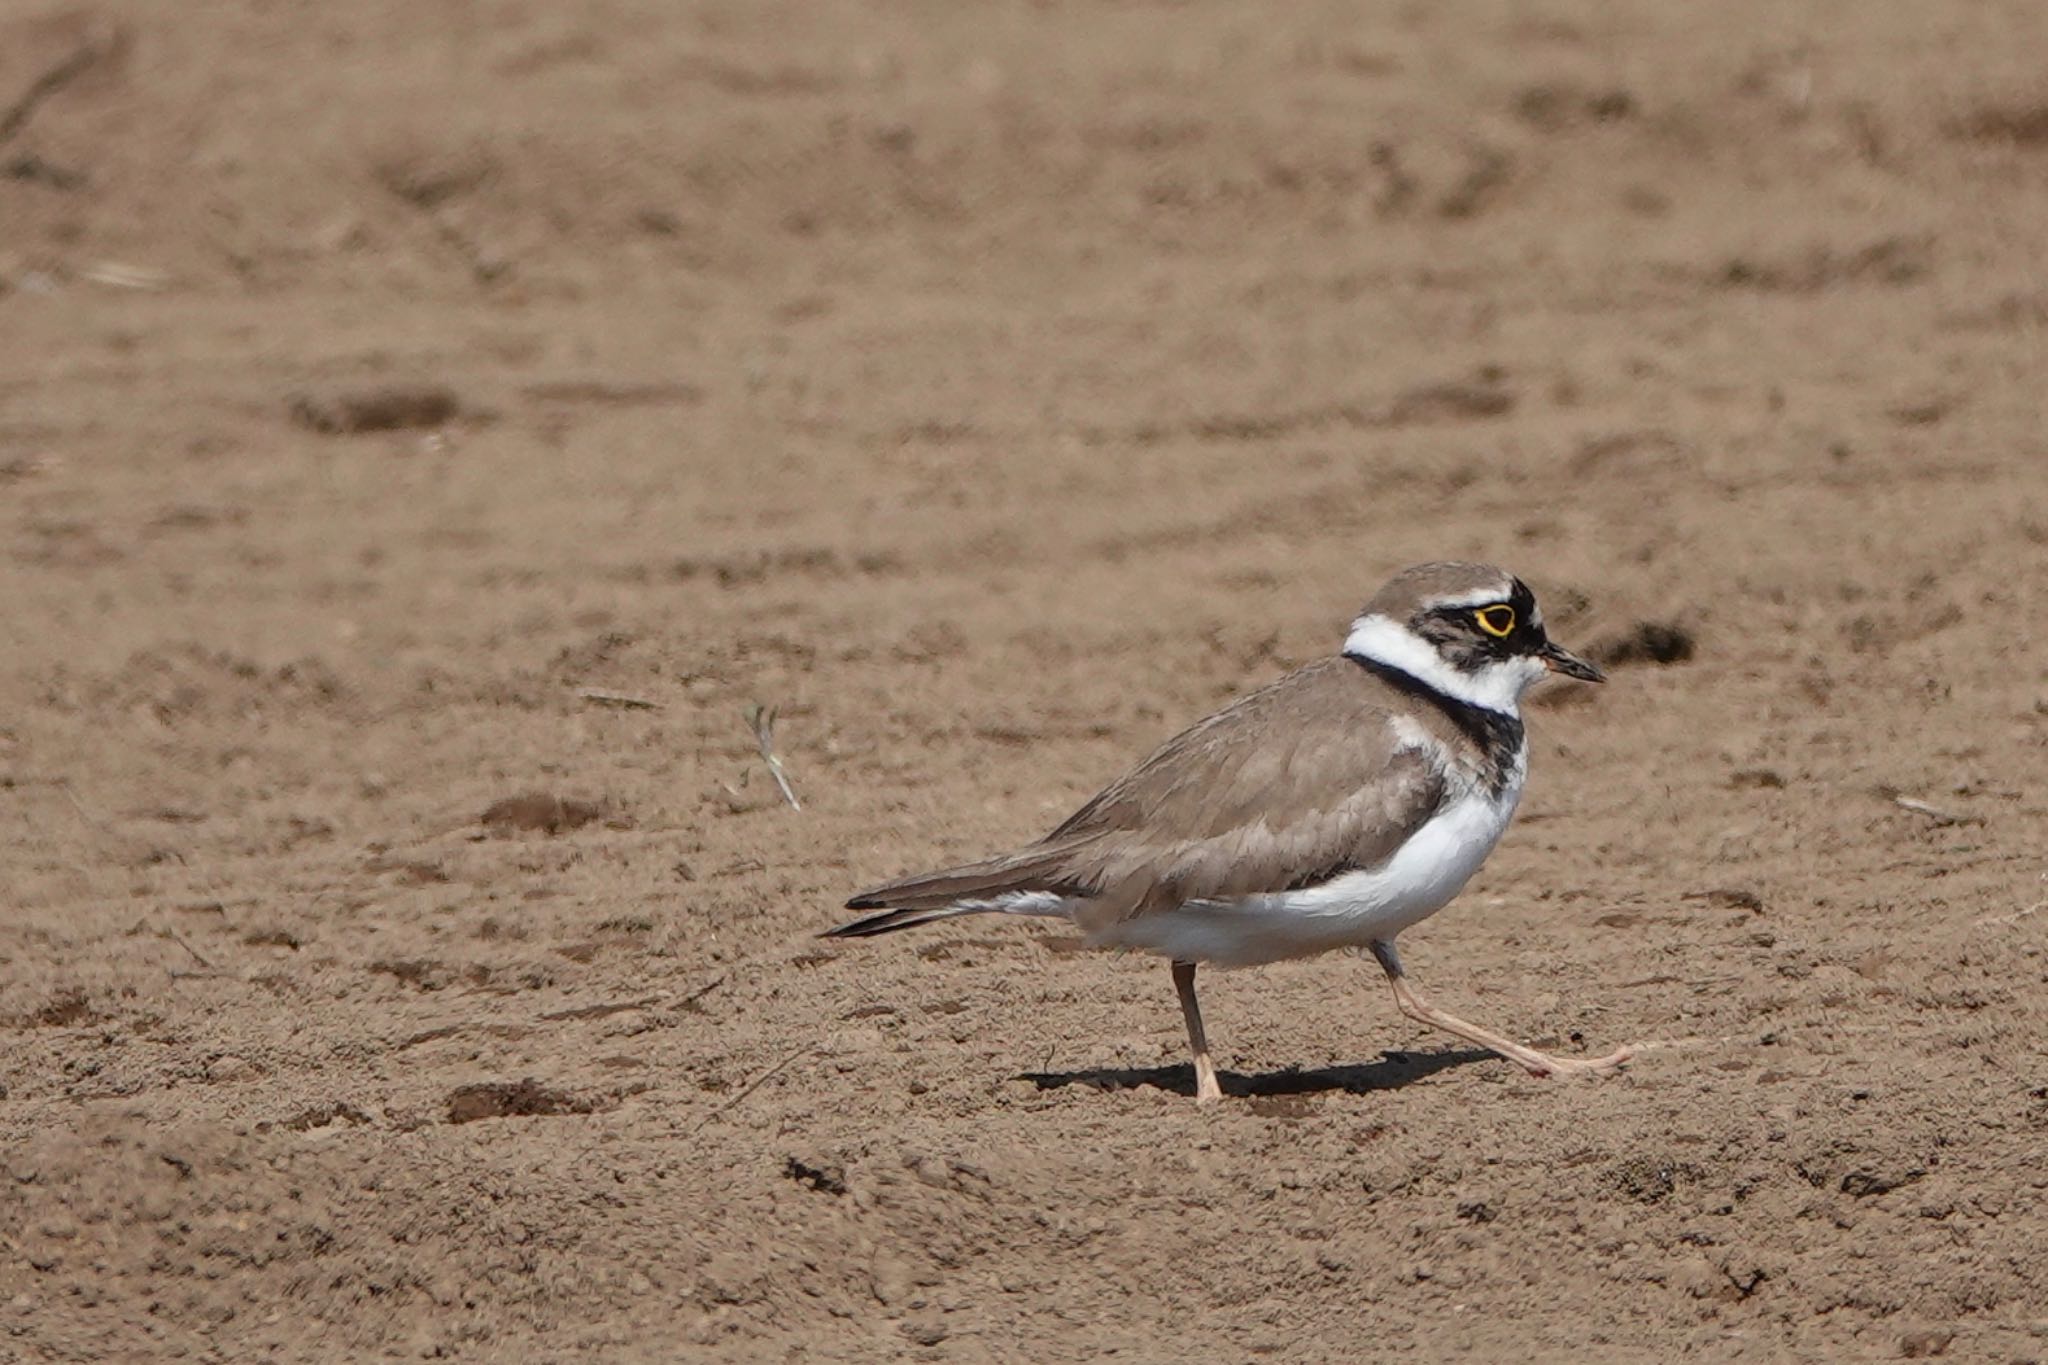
[1473,605,1515,638]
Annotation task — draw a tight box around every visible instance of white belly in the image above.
[1095,774,1523,968]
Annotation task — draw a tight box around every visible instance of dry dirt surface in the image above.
[4,2,2047,1361]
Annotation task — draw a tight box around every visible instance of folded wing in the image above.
[839,658,1449,932]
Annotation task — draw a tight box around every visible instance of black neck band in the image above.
[1345,653,1525,790]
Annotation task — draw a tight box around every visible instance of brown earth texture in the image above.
[4,2,2048,1361]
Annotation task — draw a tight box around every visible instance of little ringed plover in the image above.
[826,562,1633,1103]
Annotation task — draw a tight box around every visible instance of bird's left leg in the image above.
[1369,940,1631,1078]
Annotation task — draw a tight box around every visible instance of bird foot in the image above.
[1520,1045,1633,1079]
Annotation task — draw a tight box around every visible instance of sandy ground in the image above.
[3,2,2047,1360]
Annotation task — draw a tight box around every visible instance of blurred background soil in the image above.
[2,2,2046,1360]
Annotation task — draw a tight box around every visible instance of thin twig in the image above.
[694,1042,814,1133]
[0,39,104,148]
[744,703,801,811]
[51,775,115,835]
[79,261,171,291]
[681,972,728,1007]
[1615,973,1744,990]
[1889,793,1979,827]
[160,928,214,969]
[577,687,660,710]
[1974,900,2046,929]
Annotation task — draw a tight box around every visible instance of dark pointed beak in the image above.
[1539,640,1605,683]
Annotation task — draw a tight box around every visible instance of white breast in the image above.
[1100,743,1527,968]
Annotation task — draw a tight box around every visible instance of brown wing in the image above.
[1043,658,1448,922]
[846,657,1446,921]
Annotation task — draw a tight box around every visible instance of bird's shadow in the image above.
[1020,1047,1493,1101]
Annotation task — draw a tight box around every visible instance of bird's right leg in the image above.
[1172,959,1223,1104]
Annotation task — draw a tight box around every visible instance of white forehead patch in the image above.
[1424,584,1517,611]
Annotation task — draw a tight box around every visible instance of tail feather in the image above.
[820,906,978,938]
[828,840,1100,938]
[845,845,1091,914]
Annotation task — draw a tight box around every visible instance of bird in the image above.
[824,562,1633,1103]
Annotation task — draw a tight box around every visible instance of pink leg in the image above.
[1172,960,1223,1104]
[1370,941,1631,1078]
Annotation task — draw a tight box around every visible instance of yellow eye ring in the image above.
[1474,605,1516,638]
